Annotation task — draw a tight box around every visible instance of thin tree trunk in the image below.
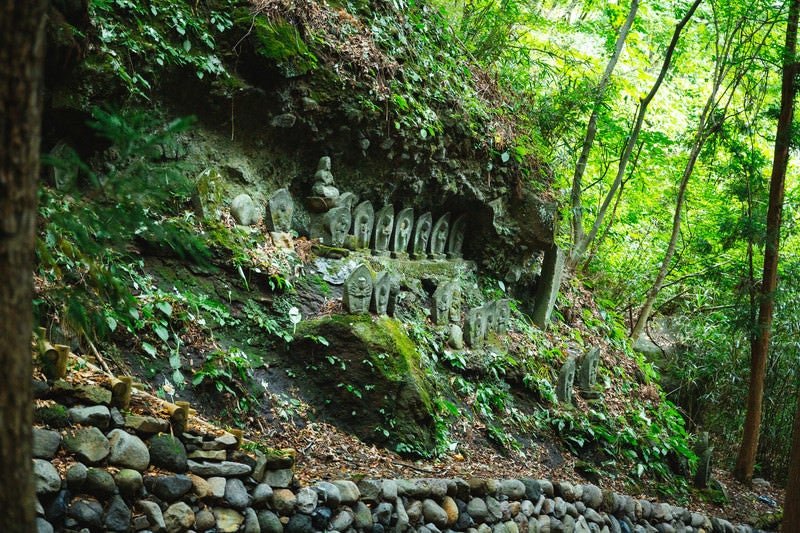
[734,0,799,484]
[630,97,714,341]
[568,0,703,267]
[630,3,772,342]
[782,388,800,529]
[0,1,47,531]
[569,0,638,255]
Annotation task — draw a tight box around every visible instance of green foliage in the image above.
[193,346,257,396]
[37,108,209,343]
[245,16,319,76]
[88,0,239,97]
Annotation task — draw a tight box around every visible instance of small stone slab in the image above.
[577,347,600,392]
[412,212,433,259]
[556,356,577,404]
[370,271,392,315]
[124,415,170,434]
[68,405,111,429]
[432,283,453,325]
[429,213,451,259]
[342,264,373,314]
[326,206,352,247]
[392,207,414,259]
[52,380,112,406]
[266,188,294,232]
[187,460,253,477]
[372,205,394,255]
[352,201,374,249]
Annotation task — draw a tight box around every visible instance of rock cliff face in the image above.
[43,0,556,290]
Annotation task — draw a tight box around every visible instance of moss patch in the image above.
[292,314,436,453]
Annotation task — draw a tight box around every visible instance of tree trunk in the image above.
[783,388,800,530]
[569,0,638,258]
[734,0,799,484]
[568,0,703,268]
[0,1,47,530]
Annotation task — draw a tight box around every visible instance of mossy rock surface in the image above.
[291,314,435,452]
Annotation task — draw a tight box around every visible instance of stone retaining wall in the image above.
[31,375,767,533]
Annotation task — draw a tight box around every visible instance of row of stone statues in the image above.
[309,200,467,259]
[261,187,468,261]
[341,263,512,349]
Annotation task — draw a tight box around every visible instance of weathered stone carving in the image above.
[326,206,352,247]
[372,205,394,256]
[693,432,713,488]
[411,212,433,259]
[371,271,392,316]
[446,214,467,259]
[335,191,357,211]
[342,264,373,314]
[577,347,600,392]
[230,193,260,226]
[465,306,486,348]
[448,281,462,323]
[192,168,225,220]
[431,283,452,325]
[351,201,374,250]
[429,213,451,260]
[311,156,339,199]
[392,208,414,259]
[495,299,511,331]
[265,188,294,233]
[556,356,577,404]
[483,300,497,333]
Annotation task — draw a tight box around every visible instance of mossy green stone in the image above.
[293,315,435,452]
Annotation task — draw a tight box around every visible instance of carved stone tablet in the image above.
[371,271,392,315]
[484,300,497,333]
[372,205,394,256]
[556,356,577,404]
[429,213,450,260]
[266,188,294,232]
[392,208,414,259]
[431,283,452,325]
[343,264,373,314]
[495,299,511,331]
[411,212,433,259]
[448,281,462,323]
[351,201,374,249]
[577,347,600,392]
[326,206,352,247]
[446,214,467,259]
[465,305,487,348]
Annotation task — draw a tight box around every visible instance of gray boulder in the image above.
[108,429,150,471]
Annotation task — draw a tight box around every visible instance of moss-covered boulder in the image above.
[291,315,436,454]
